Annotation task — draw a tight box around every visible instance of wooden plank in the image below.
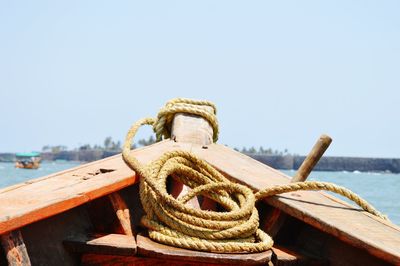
[108,192,133,236]
[0,140,188,235]
[188,144,400,265]
[81,254,226,266]
[63,234,136,256]
[0,230,31,266]
[136,233,272,265]
[289,220,391,266]
[21,205,93,266]
[271,245,327,266]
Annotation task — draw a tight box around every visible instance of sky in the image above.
[0,1,399,157]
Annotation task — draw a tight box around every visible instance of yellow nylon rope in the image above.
[122,98,388,254]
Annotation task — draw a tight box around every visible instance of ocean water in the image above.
[282,169,400,225]
[0,161,81,188]
[0,162,398,225]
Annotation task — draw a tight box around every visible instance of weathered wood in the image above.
[170,106,215,210]
[81,253,226,266]
[0,230,31,266]
[170,106,214,145]
[265,135,332,236]
[108,192,133,236]
[63,234,136,256]
[2,140,400,264]
[86,196,121,234]
[189,144,400,265]
[291,134,332,182]
[262,208,286,237]
[136,233,272,265]
[282,218,392,266]
[21,204,93,266]
[271,245,327,266]
[0,141,182,235]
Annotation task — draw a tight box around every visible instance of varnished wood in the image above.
[0,141,182,235]
[63,234,136,256]
[291,134,332,182]
[0,230,31,266]
[136,233,272,265]
[81,253,226,266]
[108,192,133,236]
[271,245,327,266]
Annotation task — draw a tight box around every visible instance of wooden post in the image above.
[108,192,133,236]
[291,134,332,182]
[170,107,214,145]
[264,134,332,237]
[0,230,31,266]
[169,106,215,209]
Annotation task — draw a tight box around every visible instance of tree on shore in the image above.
[236,145,290,155]
[42,145,68,153]
[79,144,91,151]
[103,137,122,151]
[104,137,112,150]
[138,136,155,147]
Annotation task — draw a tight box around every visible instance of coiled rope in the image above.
[122,98,388,254]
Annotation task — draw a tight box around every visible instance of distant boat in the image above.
[15,152,41,169]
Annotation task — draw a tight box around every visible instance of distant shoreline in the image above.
[1,151,399,173]
[248,154,400,174]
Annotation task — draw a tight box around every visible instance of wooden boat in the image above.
[1,107,399,266]
[14,153,41,169]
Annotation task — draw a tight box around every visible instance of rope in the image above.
[153,98,218,142]
[122,98,388,254]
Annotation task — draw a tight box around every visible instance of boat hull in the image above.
[1,143,399,265]
[15,161,40,169]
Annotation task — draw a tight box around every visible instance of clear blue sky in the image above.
[1,1,399,157]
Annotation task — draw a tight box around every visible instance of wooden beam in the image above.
[63,234,136,256]
[108,192,133,236]
[0,230,31,266]
[271,245,327,266]
[81,254,225,266]
[136,233,272,265]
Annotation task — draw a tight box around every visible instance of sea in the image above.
[0,162,398,225]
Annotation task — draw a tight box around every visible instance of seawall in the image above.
[249,154,400,173]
